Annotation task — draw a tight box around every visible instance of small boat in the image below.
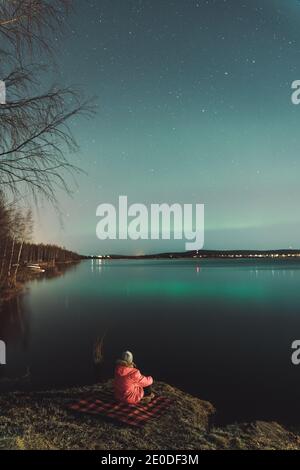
[26,264,46,273]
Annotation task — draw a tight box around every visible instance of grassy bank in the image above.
[0,380,299,450]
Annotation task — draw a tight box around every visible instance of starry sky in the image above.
[34,0,300,255]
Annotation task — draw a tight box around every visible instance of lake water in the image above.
[2,258,300,424]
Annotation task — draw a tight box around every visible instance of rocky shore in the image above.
[0,380,299,450]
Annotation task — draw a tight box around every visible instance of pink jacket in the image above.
[114,362,153,404]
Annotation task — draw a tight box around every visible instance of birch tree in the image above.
[0,0,94,203]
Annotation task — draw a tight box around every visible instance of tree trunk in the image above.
[7,236,15,282]
[12,239,24,285]
[0,237,8,281]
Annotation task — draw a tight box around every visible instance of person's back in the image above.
[114,351,153,404]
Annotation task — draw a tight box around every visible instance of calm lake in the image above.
[2,258,300,424]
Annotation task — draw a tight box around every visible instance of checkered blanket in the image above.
[67,392,173,427]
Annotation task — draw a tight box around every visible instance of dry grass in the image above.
[0,380,300,450]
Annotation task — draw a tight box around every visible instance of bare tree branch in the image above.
[0,1,96,204]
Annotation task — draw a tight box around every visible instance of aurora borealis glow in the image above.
[34,0,300,254]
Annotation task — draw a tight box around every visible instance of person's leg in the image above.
[140,386,155,404]
[143,386,153,397]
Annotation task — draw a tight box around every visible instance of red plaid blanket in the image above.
[67,392,173,427]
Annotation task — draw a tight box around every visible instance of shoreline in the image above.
[0,260,82,303]
[0,380,299,450]
[89,249,300,261]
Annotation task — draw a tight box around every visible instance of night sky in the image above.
[35,0,300,254]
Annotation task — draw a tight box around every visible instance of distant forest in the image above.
[0,194,82,289]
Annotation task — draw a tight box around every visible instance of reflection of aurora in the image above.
[83,261,299,301]
[86,280,268,300]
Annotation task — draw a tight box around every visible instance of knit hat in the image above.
[122,350,133,364]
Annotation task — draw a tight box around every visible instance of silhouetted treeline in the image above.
[18,243,82,264]
[0,193,82,289]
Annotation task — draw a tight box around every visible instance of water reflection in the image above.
[2,259,300,424]
[91,258,103,274]
[0,261,100,389]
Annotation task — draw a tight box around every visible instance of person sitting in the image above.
[114,350,154,405]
